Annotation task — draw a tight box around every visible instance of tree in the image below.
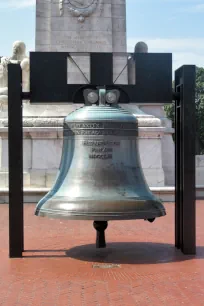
[164,67,204,154]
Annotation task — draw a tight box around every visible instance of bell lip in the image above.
[35,208,166,221]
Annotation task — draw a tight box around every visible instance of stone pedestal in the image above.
[196,155,204,186]
[0,97,166,189]
[139,104,175,186]
[0,121,165,189]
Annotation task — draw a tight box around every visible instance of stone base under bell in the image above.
[35,199,166,221]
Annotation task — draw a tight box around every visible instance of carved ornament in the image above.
[59,0,99,22]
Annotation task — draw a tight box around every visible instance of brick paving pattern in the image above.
[0,202,204,305]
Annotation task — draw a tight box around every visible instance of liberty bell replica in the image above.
[35,88,166,248]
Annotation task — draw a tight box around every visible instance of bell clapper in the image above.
[93,221,108,248]
[146,218,155,223]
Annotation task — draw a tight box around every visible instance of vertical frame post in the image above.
[175,65,196,255]
[182,66,196,254]
[8,64,24,258]
[90,53,113,85]
[175,87,181,249]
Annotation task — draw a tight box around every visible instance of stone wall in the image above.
[0,124,166,189]
[196,155,204,186]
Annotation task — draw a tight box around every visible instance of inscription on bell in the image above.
[69,123,100,129]
[89,147,113,159]
[67,122,136,129]
[92,148,113,153]
[89,154,113,160]
[83,141,120,147]
[64,121,138,137]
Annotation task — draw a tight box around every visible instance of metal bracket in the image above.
[7,53,196,257]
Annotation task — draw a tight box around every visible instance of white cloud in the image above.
[127,38,204,70]
[0,0,35,9]
[189,4,204,12]
[182,3,204,13]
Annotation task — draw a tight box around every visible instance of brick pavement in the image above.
[0,202,204,306]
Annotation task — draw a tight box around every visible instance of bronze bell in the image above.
[35,88,166,248]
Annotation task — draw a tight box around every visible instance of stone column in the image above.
[130,41,175,186]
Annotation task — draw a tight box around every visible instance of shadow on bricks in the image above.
[24,242,204,263]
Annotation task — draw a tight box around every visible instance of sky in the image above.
[0,0,204,70]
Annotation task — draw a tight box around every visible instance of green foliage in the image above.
[195,68,204,154]
[164,67,204,154]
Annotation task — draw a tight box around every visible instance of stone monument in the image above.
[36,0,127,53]
[0,0,181,202]
[36,0,127,86]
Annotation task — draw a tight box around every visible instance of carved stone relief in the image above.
[59,0,99,22]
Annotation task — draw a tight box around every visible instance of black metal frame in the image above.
[8,64,24,258]
[174,66,196,254]
[8,53,196,257]
[30,52,172,103]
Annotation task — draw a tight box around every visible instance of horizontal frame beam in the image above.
[30,52,172,104]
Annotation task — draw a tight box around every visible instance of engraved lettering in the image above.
[64,121,138,137]
[74,130,120,135]
[69,123,101,129]
[64,129,137,137]
[91,147,113,153]
[66,122,136,130]
[89,154,113,160]
[82,141,121,147]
